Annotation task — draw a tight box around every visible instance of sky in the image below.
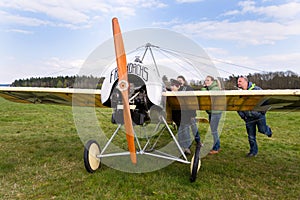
[0,0,300,84]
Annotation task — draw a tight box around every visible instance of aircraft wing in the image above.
[1,87,299,112]
[0,87,106,107]
[165,89,300,112]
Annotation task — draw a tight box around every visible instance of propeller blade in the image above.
[112,17,137,164]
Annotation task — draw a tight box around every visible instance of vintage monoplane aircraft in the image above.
[0,18,299,182]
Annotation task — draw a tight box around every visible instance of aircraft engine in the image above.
[110,80,153,126]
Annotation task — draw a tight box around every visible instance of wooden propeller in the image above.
[112,17,137,164]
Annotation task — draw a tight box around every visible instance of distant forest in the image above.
[11,71,300,90]
[220,70,300,90]
[11,75,104,89]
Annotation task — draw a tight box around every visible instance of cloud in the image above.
[256,2,300,20]
[169,1,300,46]
[0,10,49,27]
[109,0,166,8]
[0,0,166,29]
[205,47,229,57]
[176,0,204,3]
[224,1,300,21]
[148,1,300,46]
[0,55,85,83]
[172,19,300,45]
[257,52,300,69]
[5,29,33,34]
[206,48,300,77]
[152,18,182,26]
[44,57,83,73]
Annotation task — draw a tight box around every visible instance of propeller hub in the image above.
[118,80,129,91]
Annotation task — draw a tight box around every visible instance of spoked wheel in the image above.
[84,140,101,173]
[190,143,202,182]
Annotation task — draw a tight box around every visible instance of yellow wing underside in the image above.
[0,87,299,112]
[164,90,300,112]
[0,87,105,107]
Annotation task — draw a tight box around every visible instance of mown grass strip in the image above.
[0,97,299,199]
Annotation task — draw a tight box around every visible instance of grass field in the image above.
[0,97,299,199]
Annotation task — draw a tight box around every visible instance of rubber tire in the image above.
[190,143,201,182]
[84,140,101,173]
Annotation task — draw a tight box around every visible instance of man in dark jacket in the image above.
[237,76,272,157]
[171,77,200,155]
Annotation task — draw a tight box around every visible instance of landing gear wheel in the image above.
[84,140,101,173]
[190,143,202,182]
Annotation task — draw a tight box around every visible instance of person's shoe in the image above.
[267,128,272,137]
[246,152,257,157]
[267,133,272,137]
[209,149,219,155]
[184,148,191,155]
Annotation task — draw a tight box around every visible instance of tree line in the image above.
[11,71,299,89]
[11,75,103,89]
[189,71,299,90]
[219,71,300,89]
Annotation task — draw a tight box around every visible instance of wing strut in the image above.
[112,17,137,164]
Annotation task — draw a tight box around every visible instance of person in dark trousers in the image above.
[237,76,272,157]
[201,75,222,155]
[171,76,200,154]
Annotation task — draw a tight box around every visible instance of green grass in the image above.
[0,97,299,199]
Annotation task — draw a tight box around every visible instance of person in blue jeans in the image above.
[201,76,222,155]
[171,77,201,155]
[237,76,272,157]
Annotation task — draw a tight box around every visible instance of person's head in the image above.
[170,79,181,91]
[204,75,214,87]
[177,75,187,86]
[237,76,248,90]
